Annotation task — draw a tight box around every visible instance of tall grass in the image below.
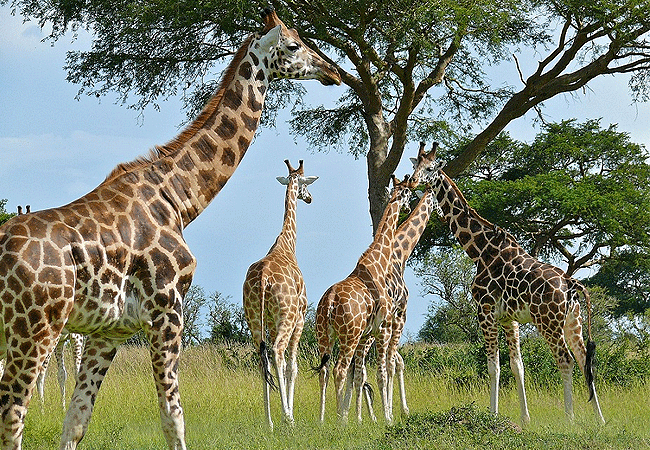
[22,343,650,449]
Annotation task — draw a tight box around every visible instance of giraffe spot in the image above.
[223,86,243,110]
[221,146,237,167]
[238,61,252,79]
[257,84,267,95]
[150,199,171,227]
[177,153,196,172]
[216,115,237,140]
[116,215,132,246]
[241,112,259,132]
[238,135,250,153]
[38,267,62,285]
[12,316,29,337]
[144,170,165,186]
[255,69,265,81]
[249,52,259,66]
[247,85,263,111]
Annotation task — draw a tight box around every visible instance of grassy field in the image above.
[22,344,650,449]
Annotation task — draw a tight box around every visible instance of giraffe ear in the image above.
[410,157,418,169]
[259,25,282,52]
[300,176,319,185]
[276,176,290,185]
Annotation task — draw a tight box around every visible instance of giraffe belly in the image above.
[495,296,533,325]
[66,277,144,339]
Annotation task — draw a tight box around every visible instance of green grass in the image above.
[22,344,650,449]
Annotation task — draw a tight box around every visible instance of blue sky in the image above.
[2,5,650,340]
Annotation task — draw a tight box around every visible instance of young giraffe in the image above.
[314,174,417,424]
[0,8,340,450]
[243,159,317,430]
[416,145,605,425]
[354,144,444,421]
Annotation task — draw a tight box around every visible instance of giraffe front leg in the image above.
[503,321,530,425]
[147,312,187,450]
[55,338,69,410]
[59,337,119,450]
[375,327,393,424]
[394,352,409,416]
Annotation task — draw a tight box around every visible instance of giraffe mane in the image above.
[102,33,257,183]
[441,171,495,229]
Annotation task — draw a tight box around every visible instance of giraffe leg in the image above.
[317,358,329,424]
[477,300,500,416]
[36,352,51,413]
[333,348,354,423]
[59,337,118,450]
[535,316,576,421]
[357,339,377,423]
[351,337,371,423]
[285,312,304,419]
[502,321,530,425]
[564,302,605,424]
[55,337,68,410]
[0,320,62,450]
[375,337,392,424]
[271,325,293,425]
[394,351,409,415]
[147,312,187,450]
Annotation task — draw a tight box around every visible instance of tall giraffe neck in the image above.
[435,173,497,261]
[269,180,299,254]
[104,33,269,228]
[392,190,436,268]
[357,191,405,265]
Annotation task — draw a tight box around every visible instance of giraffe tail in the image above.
[258,275,277,391]
[311,353,330,376]
[260,341,277,391]
[577,281,596,402]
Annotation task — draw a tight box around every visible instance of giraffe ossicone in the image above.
[416,142,605,426]
[243,159,316,430]
[0,7,339,450]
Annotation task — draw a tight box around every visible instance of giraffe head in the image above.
[258,8,341,86]
[276,159,318,204]
[389,174,418,213]
[410,141,447,189]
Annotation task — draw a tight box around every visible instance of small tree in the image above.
[207,291,250,344]
[182,284,207,348]
[415,246,480,344]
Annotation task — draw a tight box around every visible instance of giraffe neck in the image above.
[435,173,497,261]
[104,33,270,227]
[358,194,403,266]
[392,190,436,268]
[269,181,299,254]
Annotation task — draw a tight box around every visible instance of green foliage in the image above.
[207,290,250,344]
[0,199,15,226]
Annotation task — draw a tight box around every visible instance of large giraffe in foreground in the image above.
[243,159,317,430]
[314,175,417,424]
[0,8,340,450]
[416,145,605,425]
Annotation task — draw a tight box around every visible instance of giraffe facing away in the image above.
[415,145,605,425]
[314,174,417,424]
[243,159,317,430]
[0,8,340,450]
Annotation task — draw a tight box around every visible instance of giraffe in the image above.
[243,159,317,430]
[354,143,445,421]
[415,144,605,425]
[313,174,417,424]
[0,8,340,450]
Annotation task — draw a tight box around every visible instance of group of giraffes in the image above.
[0,7,603,450]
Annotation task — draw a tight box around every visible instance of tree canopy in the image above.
[4,0,650,230]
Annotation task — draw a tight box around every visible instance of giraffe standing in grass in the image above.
[314,174,417,424]
[416,144,605,425]
[243,159,317,430]
[0,8,340,450]
[353,143,443,421]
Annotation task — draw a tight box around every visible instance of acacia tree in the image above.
[5,0,650,230]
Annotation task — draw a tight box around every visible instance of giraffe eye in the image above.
[287,42,300,52]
